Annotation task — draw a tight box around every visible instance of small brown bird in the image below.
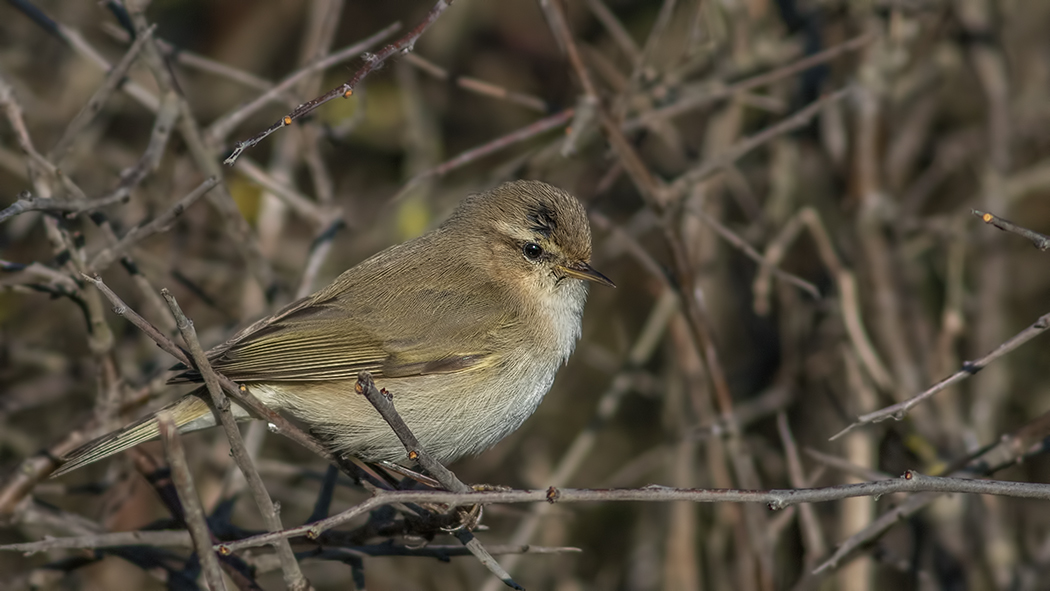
[54,180,613,476]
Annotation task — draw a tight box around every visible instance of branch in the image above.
[224,0,454,165]
[973,209,1050,251]
[392,108,575,201]
[754,207,895,390]
[205,22,401,143]
[624,33,873,132]
[687,205,820,301]
[0,190,137,225]
[354,372,467,494]
[403,53,549,112]
[0,530,192,554]
[0,532,577,558]
[665,87,855,203]
[157,414,228,591]
[830,310,1050,440]
[48,24,157,163]
[215,471,1050,553]
[354,372,523,589]
[231,157,330,225]
[162,290,308,590]
[81,275,356,474]
[816,408,1050,574]
[89,177,218,271]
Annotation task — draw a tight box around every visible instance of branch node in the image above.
[545,486,560,503]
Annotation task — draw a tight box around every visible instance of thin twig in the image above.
[354,372,523,589]
[89,177,219,271]
[48,24,157,163]
[0,532,578,557]
[233,157,330,225]
[205,22,400,143]
[688,205,820,301]
[393,108,574,201]
[162,290,309,590]
[81,275,352,472]
[403,53,548,112]
[804,448,893,483]
[625,34,873,131]
[224,1,454,164]
[816,406,1050,575]
[88,89,184,210]
[157,413,228,591]
[830,311,1050,440]
[754,207,895,391]
[0,530,192,554]
[583,0,640,64]
[296,219,345,299]
[973,209,1050,251]
[0,72,87,200]
[1,190,137,224]
[355,372,468,494]
[665,87,855,202]
[777,413,828,563]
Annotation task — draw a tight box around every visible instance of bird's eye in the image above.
[523,242,543,260]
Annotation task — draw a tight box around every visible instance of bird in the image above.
[53,180,613,476]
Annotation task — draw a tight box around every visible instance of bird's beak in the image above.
[557,261,616,287]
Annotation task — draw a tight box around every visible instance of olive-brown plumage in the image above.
[54,180,612,476]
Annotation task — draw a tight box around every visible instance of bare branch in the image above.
[158,413,228,591]
[973,208,1050,251]
[162,290,308,590]
[224,1,454,164]
[830,310,1050,440]
[393,109,574,201]
[48,25,157,163]
[205,22,401,143]
[354,372,523,589]
[89,177,219,272]
[217,471,1050,553]
[81,275,351,472]
[355,372,468,494]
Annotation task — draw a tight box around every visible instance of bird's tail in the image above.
[52,393,215,477]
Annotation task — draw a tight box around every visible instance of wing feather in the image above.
[170,247,517,384]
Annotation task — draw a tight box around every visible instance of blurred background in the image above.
[2,0,1050,589]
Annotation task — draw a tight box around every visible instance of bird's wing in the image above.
[169,276,513,384]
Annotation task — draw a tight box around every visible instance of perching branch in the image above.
[354,372,523,590]
[214,471,1050,554]
[355,372,468,494]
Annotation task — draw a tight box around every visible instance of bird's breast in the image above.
[541,279,589,364]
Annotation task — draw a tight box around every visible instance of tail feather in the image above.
[52,394,213,477]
